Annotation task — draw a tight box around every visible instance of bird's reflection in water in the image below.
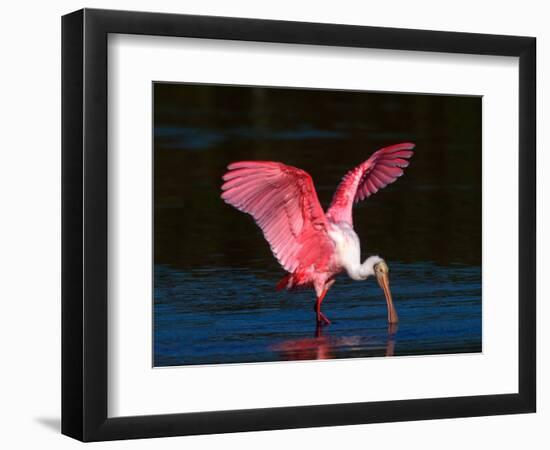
[273,324,399,361]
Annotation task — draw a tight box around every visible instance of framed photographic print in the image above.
[62,8,536,441]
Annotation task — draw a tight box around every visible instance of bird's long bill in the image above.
[377,272,398,324]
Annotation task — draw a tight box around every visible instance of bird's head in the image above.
[373,260,399,324]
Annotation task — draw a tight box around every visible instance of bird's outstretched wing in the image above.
[221,161,334,273]
[326,143,415,225]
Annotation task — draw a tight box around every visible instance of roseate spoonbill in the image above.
[221,142,414,325]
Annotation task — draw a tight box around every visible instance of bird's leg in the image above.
[314,288,331,325]
[313,279,335,325]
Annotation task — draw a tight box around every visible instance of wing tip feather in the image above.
[227,160,281,170]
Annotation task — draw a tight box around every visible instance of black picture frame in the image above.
[61,8,536,442]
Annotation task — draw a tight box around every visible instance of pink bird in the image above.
[221,142,414,325]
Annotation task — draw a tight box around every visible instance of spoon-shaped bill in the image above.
[377,270,398,324]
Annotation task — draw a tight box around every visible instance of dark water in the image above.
[153,83,482,367]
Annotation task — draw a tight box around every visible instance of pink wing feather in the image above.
[326,142,415,224]
[221,161,334,273]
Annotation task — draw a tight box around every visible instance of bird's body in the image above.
[276,221,374,290]
[221,142,415,325]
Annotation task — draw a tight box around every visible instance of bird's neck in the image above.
[347,255,382,281]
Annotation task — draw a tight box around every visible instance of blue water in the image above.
[154,262,481,366]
